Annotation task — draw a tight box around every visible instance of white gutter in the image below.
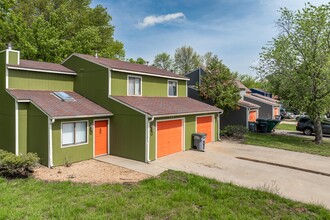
[7,66,76,75]
[15,101,19,155]
[48,118,55,168]
[145,116,154,163]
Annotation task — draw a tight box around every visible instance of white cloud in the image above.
[137,12,185,28]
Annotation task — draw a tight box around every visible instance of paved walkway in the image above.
[97,141,330,209]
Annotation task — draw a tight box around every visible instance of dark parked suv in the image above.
[296,117,330,135]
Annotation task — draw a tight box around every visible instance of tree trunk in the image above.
[314,117,323,144]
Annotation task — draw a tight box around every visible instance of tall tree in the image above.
[202,52,214,68]
[198,56,240,110]
[153,52,173,71]
[237,74,268,90]
[255,3,330,143]
[174,46,202,75]
[0,0,125,63]
[127,57,147,65]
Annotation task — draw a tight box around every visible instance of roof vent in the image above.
[53,92,75,102]
[7,42,12,50]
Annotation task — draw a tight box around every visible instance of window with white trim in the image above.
[62,122,87,146]
[168,80,178,96]
[128,76,141,96]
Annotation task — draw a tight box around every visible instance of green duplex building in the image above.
[0,48,222,167]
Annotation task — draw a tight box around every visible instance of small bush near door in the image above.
[0,150,39,178]
[222,125,248,140]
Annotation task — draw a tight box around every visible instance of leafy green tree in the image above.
[198,56,240,110]
[127,57,147,65]
[0,0,125,63]
[174,46,202,75]
[255,3,330,143]
[153,53,173,71]
[237,74,268,90]
[202,52,214,68]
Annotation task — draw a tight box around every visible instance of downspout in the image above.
[217,111,224,140]
[246,107,250,129]
[145,116,154,163]
[15,101,18,155]
[48,118,55,168]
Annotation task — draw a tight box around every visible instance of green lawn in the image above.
[276,123,297,131]
[244,132,330,156]
[0,170,328,219]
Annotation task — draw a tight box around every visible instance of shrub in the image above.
[0,150,40,178]
[222,125,248,139]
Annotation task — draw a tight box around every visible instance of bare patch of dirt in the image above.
[33,159,150,184]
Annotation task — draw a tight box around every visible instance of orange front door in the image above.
[197,116,212,143]
[95,120,108,156]
[157,120,182,158]
[249,110,257,122]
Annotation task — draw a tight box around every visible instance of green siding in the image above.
[18,103,28,154]
[111,71,187,97]
[52,118,100,166]
[27,104,48,166]
[8,51,19,65]
[9,69,74,91]
[63,56,146,161]
[0,51,16,153]
[149,113,219,161]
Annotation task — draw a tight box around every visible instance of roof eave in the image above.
[7,66,77,75]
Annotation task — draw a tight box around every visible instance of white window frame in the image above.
[127,75,142,96]
[168,80,178,97]
[61,120,89,148]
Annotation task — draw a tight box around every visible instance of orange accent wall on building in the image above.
[249,111,257,122]
[157,120,182,158]
[95,120,108,156]
[197,116,212,143]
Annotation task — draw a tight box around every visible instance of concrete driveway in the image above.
[97,140,330,209]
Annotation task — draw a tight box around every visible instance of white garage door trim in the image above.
[155,118,185,160]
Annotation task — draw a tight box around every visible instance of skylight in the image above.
[54,92,75,102]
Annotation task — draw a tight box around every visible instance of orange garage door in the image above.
[274,107,279,118]
[157,120,183,158]
[197,116,213,143]
[249,110,257,122]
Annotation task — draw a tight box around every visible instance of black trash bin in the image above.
[248,122,257,132]
[192,133,207,151]
[256,119,268,133]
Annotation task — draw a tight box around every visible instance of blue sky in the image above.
[92,0,329,75]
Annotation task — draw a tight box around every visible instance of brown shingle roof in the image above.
[238,99,260,108]
[244,94,280,106]
[71,53,188,80]
[236,80,251,92]
[112,96,222,116]
[7,89,112,119]
[8,60,76,74]
[251,93,279,103]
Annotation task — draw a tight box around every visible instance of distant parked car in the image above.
[296,117,330,135]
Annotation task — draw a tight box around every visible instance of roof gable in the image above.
[64,53,188,81]
[7,89,112,119]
